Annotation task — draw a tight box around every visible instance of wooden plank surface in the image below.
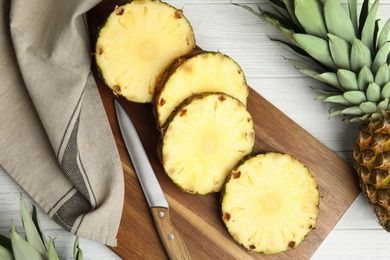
[95,76,361,259]
[87,0,361,259]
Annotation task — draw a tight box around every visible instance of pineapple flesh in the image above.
[154,51,249,127]
[160,93,255,194]
[239,0,390,231]
[95,0,195,103]
[221,153,319,254]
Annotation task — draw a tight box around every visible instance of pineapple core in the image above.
[222,152,320,254]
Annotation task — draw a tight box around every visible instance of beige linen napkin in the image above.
[0,0,124,246]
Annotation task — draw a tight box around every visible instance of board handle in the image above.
[151,207,191,260]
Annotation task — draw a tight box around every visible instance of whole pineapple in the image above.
[238,0,390,230]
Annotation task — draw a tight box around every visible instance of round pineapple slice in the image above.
[95,0,196,103]
[221,152,319,254]
[160,93,255,195]
[154,51,249,127]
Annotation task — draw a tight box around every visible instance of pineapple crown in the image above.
[239,0,390,122]
[0,194,83,260]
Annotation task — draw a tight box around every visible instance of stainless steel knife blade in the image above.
[114,100,190,260]
[115,100,168,208]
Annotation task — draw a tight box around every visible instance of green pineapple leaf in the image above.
[282,0,304,30]
[236,0,389,123]
[260,9,295,31]
[348,0,359,34]
[360,101,378,113]
[374,63,390,85]
[337,69,359,90]
[381,82,390,98]
[272,39,309,56]
[378,18,390,48]
[323,94,352,106]
[268,0,291,20]
[0,233,12,252]
[20,194,48,258]
[236,3,298,42]
[318,72,344,90]
[357,65,374,90]
[378,97,389,110]
[324,94,353,105]
[285,59,344,90]
[329,106,351,118]
[0,194,84,259]
[366,82,382,101]
[294,0,327,38]
[10,221,44,260]
[342,106,364,116]
[73,236,84,260]
[324,0,356,43]
[373,19,380,53]
[327,34,351,70]
[0,245,14,260]
[293,34,337,70]
[350,38,372,72]
[361,0,380,53]
[344,90,367,104]
[372,41,390,73]
[47,238,59,260]
[310,86,341,96]
[31,205,48,249]
[344,116,364,122]
[359,0,371,35]
[286,58,323,77]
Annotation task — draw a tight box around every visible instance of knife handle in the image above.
[151,207,191,260]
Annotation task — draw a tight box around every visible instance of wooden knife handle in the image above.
[151,207,191,260]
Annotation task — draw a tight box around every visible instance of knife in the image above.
[114,100,191,260]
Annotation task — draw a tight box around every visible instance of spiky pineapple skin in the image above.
[354,111,390,231]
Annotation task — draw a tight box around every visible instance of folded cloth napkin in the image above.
[0,0,124,246]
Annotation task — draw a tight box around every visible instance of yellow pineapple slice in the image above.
[221,152,319,254]
[95,0,195,103]
[154,51,249,127]
[160,93,255,194]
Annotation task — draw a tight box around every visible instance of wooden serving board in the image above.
[87,2,361,259]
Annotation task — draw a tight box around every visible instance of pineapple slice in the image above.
[160,93,255,194]
[221,152,319,254]
[95,0,195,103]
[154,51,249,127]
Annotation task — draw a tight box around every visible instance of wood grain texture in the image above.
[150,207,191,260]
[94,76,360,259]
[87,1,361,259]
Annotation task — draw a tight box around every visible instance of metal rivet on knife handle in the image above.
[159,211,165,218]
[151,207,191,260]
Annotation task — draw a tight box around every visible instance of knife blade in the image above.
[114,100,191,260]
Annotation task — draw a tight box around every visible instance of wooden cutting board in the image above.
[87,2,361,259]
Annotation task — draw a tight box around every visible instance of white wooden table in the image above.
[2,0,390,259]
